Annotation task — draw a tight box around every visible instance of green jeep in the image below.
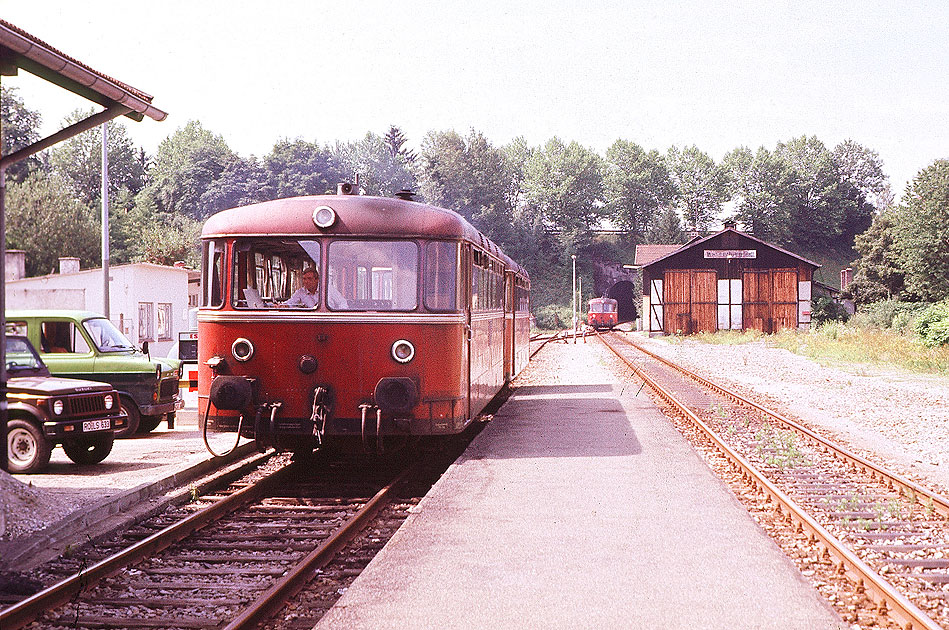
[6,310,183,437]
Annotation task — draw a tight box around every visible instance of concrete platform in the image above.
[316,342,844,629]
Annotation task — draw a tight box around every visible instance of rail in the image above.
[596,330,944,630]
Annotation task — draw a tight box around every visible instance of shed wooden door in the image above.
[663,270,717,334]
[742,269,798,333]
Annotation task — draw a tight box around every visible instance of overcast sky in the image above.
[4,1,949,200]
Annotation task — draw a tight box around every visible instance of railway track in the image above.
[0,445,463,630]
[598,330,949,630]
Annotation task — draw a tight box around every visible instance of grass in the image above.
[688,324,949,377]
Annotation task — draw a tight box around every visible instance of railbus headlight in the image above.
[104,394,114,410]
[391,339,415,364]
[312,205,337,229]
[232,338,255,362]
[52,399,64,415]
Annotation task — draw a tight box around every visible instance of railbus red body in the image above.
[587,297,618,330]
[197,188,530,454]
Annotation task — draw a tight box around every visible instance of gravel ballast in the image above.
[632,333,949,497]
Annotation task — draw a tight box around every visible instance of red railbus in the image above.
[587,297,618,330]
[198,186,530,455]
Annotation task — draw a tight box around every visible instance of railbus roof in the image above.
[202,195,527,278]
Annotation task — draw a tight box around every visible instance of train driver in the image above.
[283,267,320,308]
[282,267,348,308]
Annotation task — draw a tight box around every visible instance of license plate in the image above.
[82,418,111,432]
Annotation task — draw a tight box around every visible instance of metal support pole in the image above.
[1,165,7,472]
[1,71,7,470]
[571,255,577,344]
[102,123,110,318]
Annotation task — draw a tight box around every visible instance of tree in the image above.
[665,145,728,233]
[383,125,417,163]
[46,109,147,206]
[415,129,517,247]
[200,155,270,214]
[832,139,891,211]
[1,85,42,181]
[138,121,238,219]
[603,140,676,244]
[647,205,684,244]
[333,132,416,196]
[847,210,905,304]
[131,212,203,268]
[263,139,346,198]
[522,137,603,238]
[5,173,99,276]
[722,146,795,245]
[774,136,851,250]
[894,160,949,301]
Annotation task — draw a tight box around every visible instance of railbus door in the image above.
[463,244,473,421]
[503,271,514,381]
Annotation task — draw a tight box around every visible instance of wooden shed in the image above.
[637,228,819,335]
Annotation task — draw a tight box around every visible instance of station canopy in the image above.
[0,18,167,171]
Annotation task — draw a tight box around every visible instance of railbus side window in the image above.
[424,241,459,311]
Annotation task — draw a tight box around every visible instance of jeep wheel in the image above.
[7,419,52,474]
[137,414,164,434]
[62,433,115,465]
[115,396,140,438]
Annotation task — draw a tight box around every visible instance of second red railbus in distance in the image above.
[197,185,530,456]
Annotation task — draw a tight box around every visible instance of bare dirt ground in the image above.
[632,333,949,498]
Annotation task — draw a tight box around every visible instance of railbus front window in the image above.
[231,239,321,309]
[328,240,418,311]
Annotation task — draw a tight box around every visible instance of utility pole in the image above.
[102,123,110,318]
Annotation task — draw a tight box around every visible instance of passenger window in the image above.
[40,321,90,354]
[5,321,27,336]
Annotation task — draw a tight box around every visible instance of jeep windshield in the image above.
[5,335,49,376]
[83,317,137,352]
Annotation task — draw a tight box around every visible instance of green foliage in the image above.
[915,302,949,347]
[130,212,203,268]
[774,136,849,250]
[848,210,905,304]
[603,140,675,243]
[139,120,239,219]
[1,85,42,182]
[533,304,574,330]
[848,299,928,332]
[811,296,850,325]
[723,145,795,245]
[894,160,949,301]
[333,132,415,196]
[665,145,728,232]
[46,109,146,206]
[5,173,100,275]
[264,138,345,198]
[523,137,604,237]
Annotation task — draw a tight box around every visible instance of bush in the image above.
[811,296,850,325]
[849,299,928,331]
[915,302,949,347]
[533,304,574,330]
